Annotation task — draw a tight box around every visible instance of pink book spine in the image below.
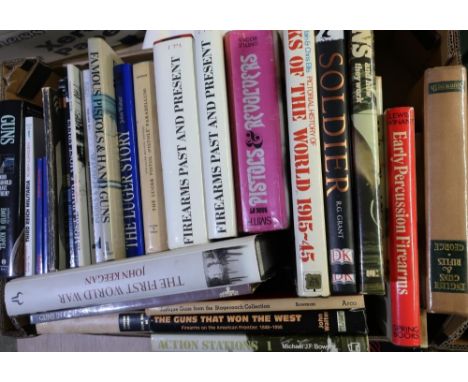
[224,30,289,233]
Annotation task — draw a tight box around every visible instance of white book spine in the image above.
[82,69,102,263]
[193,30,237,240]
[24,117,36,276]
[153,35,208,249]
[133,61,168,254]
[67,65,91,267]
[283,30,330,296]
[5,235,265,316]
[88,38,125,261]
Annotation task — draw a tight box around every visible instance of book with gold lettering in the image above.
[283,30,329,297]
[315,31,357,294]
[424,65,468,316]
[5,235,274,317]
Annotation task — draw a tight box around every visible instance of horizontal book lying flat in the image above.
[5,235,275,316]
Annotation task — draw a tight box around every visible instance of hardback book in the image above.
[224,30,290,234]
[153,34,208,249]
[42,87,67,271]
[146,308,367,335]
[87,37,126,262]
[315,30,357,294]
[35,157,44,275]
[42,158,49,274]
[283,30,329,297]
[348,31,385,295]
[386,106,420,347]
[0,100,42,278]
[5,234,275,316]
[24,117,45,276]
[424,66,468,316]
[151,333,369,352]
[133,61,167,254]
[66,64,92,267]
[29,282,257,324]
[146,294,364,315]
[81,70,96,263]
[114,63,145,257]
[193,30,237,240]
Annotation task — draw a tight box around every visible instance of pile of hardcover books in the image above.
[2,30,468,351]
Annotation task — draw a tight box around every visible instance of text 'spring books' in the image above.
[5,235,274,316]
[315,31,357,294]
[283,30,329,297]
[193,30,237,240]
[224,30,290,234]
[153,35,208,249]
[87,37,125,262]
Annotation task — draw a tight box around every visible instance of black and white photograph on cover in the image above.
[202,246,247,287]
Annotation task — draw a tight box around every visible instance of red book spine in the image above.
[386,107,421,347]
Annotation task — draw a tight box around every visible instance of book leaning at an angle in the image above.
[66,65,92,267]
[315,31,357,294]
[224,30,290,234]
[193,30,237,240]
[114,63,145,257]
[24,117,45,276]
[425,66,468,316]
[133,61,167,254]
[348,31,385,295]
[0,101,42,278]
[153,35,208,249]
[151,333,369,352]
[5,235,275,316]
[386,107,420,347]
[87,37,125,262]
[283,30,329,297]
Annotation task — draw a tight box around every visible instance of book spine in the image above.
[283,30,329,296]
[315,31,357,294]
[114,63,145,257]
[153,35,208,249]
[147,294,365,315]
[148,309,367,335]
[151,333,369,352]
[424,66,468,316]
[5,235,266,316]
[42,158,49,273]
[386,106,420,347]
[60,79,77,268]
[35,157,44,275]
[193,30,237,240]
[224,30,289,233]
[29,282,256,324]
[88,37,126,261]
[24,118,36,276]
[67,65,92,267]
[42,88,66,271]
[348,31,385,295]
[82,69,102,263]
[133,61,168,254]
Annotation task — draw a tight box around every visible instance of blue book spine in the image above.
[35,158,43,274]
[114,63,145,257]
[42,158,49,273]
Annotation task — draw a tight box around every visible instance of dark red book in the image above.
[385,107,421,347]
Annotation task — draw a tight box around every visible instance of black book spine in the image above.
[0,100,41,278]
[148,309,367,335]
[315,31,357,294]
